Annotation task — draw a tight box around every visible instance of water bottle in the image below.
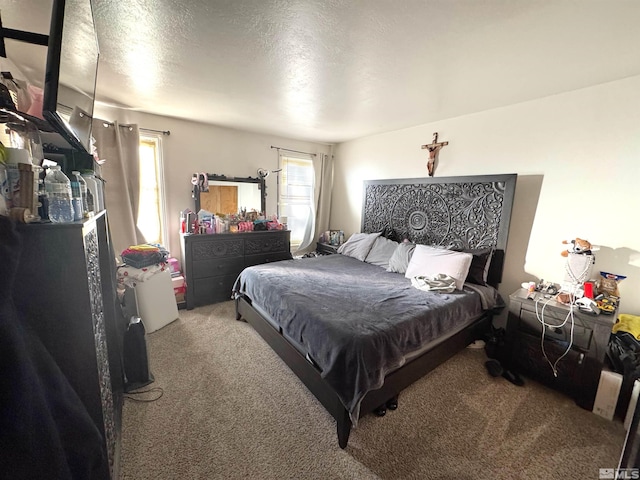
[37,178,49,221]
[44,165,74,223]
[73,171,91,216]
[70,171,85,220]
[81,172,100,212]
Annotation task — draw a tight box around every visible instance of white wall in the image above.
[332,75,640,314]
[92,104,331,265]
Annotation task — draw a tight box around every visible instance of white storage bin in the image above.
[129,269,179,333]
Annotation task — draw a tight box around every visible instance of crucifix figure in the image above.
[421,132,449,177]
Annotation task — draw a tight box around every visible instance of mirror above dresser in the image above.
[193,173,265,215]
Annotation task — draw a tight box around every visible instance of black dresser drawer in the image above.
[245,233,289,255]
[191,237,244,259]
[192,274,238,305]
[517,307,593,351]
[245,252,293,267]
[192,257,244,279]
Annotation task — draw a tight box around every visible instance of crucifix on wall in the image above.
[421,132,449,176]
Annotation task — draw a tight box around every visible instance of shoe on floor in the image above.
[485,359,504,377]
[502,369,525,386]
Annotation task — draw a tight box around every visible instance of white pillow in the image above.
[337,232,381,261]
[364,236,399,269]
[386,242,416,274]
[404,245,473,291]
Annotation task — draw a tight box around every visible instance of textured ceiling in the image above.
[3,1,640,144]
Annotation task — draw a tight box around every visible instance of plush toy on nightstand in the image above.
[561,237,599,257]
[560,237,600,290]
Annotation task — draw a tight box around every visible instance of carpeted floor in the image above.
[120,301,625,479]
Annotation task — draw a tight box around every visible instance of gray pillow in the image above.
[386,242,416,273]
[364,236,399,269]
[337,232,381,261]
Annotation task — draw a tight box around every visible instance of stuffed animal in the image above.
[561,238,599,257]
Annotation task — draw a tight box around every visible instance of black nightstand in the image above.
[316,242,339,255]
[504,288,616,410]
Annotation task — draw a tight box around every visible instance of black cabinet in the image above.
[13,212,124,479]
[181,230,292,309]
[505,289,616,410]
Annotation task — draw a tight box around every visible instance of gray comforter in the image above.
[233,254,502,424]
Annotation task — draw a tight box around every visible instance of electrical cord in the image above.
[534,289,577,378]
[124,387,164,402]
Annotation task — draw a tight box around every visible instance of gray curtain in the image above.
[298,151,334,254]
[92,119,145,257]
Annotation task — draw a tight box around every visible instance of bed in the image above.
[234,174,517,448]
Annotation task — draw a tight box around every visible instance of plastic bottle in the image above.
[82,173,100,213]
[95,176,105,211]
[44,166,74,223]
[37,178,48,221]
[72,171,91,216]
[70,171,86,220]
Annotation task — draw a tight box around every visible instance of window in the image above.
[138,134,167,247]
[279,154,315,250]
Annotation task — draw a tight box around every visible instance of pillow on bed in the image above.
[364,236,399,269]
[452,247,494,285]
[337,232,381,261]
[404,245,473,291]
[386,242,416,274]
[379,226,402,243]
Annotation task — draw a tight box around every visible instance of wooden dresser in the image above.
[181,230,292,309]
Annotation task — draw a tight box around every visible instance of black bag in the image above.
[608,332,640,418]
[122,317,154,392]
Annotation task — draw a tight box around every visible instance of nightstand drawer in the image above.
[517,308,593,351]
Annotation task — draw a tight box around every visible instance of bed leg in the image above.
[337,410,352,449]
[386,395,399,410]
[235,297,242,321]
[374,405,387,416]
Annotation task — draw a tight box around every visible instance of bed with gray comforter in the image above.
[234,174,516,448]
[233,253,502,424]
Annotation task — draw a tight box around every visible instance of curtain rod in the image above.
[58,105,171,136]
[140,127,171,136]
[98,121,170,136]
[270,145,316,157]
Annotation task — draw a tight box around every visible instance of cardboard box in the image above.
[172,275,185,294]
[167,257,181,275]
[593,369,623,420]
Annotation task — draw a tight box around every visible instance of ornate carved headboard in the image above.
[361,174,517,286]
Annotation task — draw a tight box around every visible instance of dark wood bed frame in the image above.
[235,174,517,448]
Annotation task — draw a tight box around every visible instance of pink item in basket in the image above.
[167,257,181,274]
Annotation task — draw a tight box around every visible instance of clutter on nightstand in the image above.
[494,236,633,414]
